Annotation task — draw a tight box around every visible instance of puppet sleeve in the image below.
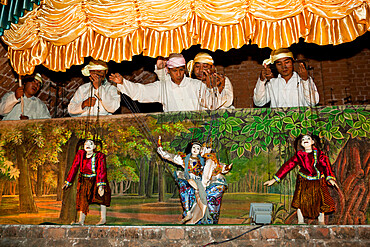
[319,153,336,181]
[96,153,108,187]
[274,154,300,182]
[65,149,84,185]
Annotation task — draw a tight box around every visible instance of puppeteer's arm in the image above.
[0,92,19,115]
[68,87,88,115]
[96,84,121,113]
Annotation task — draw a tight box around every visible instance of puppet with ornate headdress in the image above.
[62,139,111,225]
[264,134,338,224]
[157,137,231,224]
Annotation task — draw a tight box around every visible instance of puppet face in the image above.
[84,140,96,152]
[191,144,201,156]
[168,66,186,85]
[301,135,314,150]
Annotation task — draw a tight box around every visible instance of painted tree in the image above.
[0,140,19,204]
[0,122,70,213]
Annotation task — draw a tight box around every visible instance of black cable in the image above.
[202,225,264,246]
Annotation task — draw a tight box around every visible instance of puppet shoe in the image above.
[71,221,84,226]
[297,221,306,225]
[180,212,193,224]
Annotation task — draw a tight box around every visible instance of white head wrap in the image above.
[166,56,186,69]
[81,60,108,76]
[187,52,214,76]
[262,48,294,66]
[34,73,43,87]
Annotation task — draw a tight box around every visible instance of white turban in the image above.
[187,52,214,75]
[166,56,186,69]
[81,60,108,76]
[263,48,294,66]
[34,73,43,87]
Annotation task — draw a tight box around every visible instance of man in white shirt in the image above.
[253,48,319,108]
[187,52,234,110]
[155,52,234,110]
[68,60,121,117]
[109,54,211,112]
[0,73,51,121]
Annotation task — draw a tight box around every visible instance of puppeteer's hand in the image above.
[297,62,308,81]
[98,186,104,197]
[15,86,24,99]
[82,97,97,108]
[264,179,276,187]
[260,65,273,82]
[90,73,103,87]
[108,73,124,84]
[156,57,167,70]
[328,179,339,189]
[215,73,226,93]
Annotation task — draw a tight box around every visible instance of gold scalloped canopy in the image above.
[2,0,370,75]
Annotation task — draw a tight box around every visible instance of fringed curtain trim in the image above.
[2,0,370,75]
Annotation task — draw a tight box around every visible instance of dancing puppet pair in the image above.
[157,137,232,224]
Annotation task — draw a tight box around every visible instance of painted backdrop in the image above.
[0,105,369,225]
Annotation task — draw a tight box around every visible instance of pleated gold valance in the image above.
[2,0,370,75]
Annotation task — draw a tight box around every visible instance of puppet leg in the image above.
[72,211,86,225]
[97,205,107,225]
[318,212,325,225]
[297,209,305,224]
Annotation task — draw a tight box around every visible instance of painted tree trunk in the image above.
[145,156,155,198]
[138,158,146,196]
[158,161,164,202]
[36,164,43,197]
[59,134,78,224]
[57,144,68,201]
[331,138,370,225]
[0,178,5,204]
[16,145,37,213]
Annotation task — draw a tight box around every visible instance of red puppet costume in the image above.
[65,149,111,214]
[264,134,339,224]
[63,139,111,225]
[273,148,336,219]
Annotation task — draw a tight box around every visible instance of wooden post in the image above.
[18,75,24,115]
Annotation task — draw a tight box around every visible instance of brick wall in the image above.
[0,225,369,246]
[0,32,369,116]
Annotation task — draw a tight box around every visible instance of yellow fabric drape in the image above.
[2,0,370,75]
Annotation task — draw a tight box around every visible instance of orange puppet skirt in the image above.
[291,175,335,219]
